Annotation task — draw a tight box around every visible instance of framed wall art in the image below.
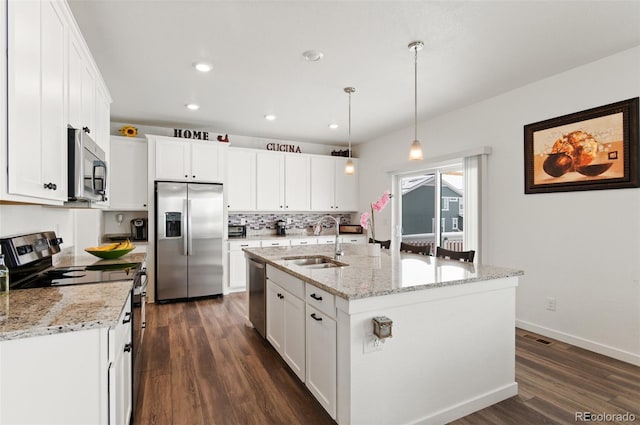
[524,97,639,194]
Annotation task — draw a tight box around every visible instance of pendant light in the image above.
[408,41,424,161]
[344,86,356,175]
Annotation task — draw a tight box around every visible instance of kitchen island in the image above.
[244,244,523,425]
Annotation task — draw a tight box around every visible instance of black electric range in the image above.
[0,231,142,290]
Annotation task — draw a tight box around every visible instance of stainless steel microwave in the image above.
[67,127,107,202]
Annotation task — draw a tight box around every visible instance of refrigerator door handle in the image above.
[187,199,193,255]
[183,199,188,256]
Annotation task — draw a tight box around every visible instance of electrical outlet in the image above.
[287,218,292,225]
[240,218,247,225]
[363,334,384,353]
[545,297,557,311]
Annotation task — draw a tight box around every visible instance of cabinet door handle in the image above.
[310,293,323,301]
[124,343,132,353]
[82,126,91,134]
[310,313,323,321]
[142,322,146,329]
[122,312,132,324]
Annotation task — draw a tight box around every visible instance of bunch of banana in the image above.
[88,239,134,251]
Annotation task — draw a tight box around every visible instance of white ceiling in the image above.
[68,1,640,146]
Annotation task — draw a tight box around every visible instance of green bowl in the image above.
[85,247,135,259]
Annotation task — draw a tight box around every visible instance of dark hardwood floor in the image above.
[134,294,640,425]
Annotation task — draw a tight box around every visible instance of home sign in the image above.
[173,128,209,140]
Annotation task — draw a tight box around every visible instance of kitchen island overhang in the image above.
[244,244,523,425]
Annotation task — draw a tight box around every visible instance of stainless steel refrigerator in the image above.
[155,182,223,301]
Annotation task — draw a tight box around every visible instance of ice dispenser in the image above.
[165,212,182,237]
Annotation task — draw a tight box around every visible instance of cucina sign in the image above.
[266,142,302,153]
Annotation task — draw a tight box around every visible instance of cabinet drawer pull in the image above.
[310,313,323,321]
[122,312,132,324]
[310,293,323,301]
[271,243,279,246]
[124,343,132,353]
[240,244,249,247]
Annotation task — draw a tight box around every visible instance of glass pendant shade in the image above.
[345,158,355,175]
[409,139,423,160]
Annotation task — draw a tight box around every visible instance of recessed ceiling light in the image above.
[193,62,213,73]
[186,103,200,111]
[302,50,324,62]
[264,114,277,121]
[328,123,339,129]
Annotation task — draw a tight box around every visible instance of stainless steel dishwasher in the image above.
[247,256,266,338]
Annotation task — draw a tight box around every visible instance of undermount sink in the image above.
[283,256,348,269]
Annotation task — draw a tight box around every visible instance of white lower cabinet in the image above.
[290,237,318,246]
[341,235,367,244]
[109,293,133,425]
[305,304,337,418]
[228,240,261,292]
[266,277,306,381]
[0,293,132,425]
[265,266,337,419]
[263,239,290,248]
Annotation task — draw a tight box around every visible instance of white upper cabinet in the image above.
[154,136,226,183]
[227,148,256,211]
[310,156,358,212]
[67,33,83,130]
[109,136,148,210]
[80,62,96,135]
[256,151,285,210]
[4,0,111,205]
[310,156,334,211]
[7,0,67,203]
[256,151,311,211]
[191,140,224,182]
[284,155,311,211]
[333,157,359,211]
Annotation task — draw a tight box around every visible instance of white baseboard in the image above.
[414,383,518,425]
[516,320,640,366]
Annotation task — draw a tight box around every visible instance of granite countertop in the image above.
[244,244,524,300]
[0,252,146,342]
[0,281,132,342]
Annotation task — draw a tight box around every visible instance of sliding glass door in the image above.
[400,164,465,254]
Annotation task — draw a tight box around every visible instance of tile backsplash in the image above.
[229,213,354,236]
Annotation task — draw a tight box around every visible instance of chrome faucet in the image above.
[314,215,343,259]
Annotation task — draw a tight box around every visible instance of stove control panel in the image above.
[0,231,63,268]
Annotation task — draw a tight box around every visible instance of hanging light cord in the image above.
[414,45,418,142]
[348,90,352,157]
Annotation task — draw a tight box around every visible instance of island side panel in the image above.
[336,277,518,425]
